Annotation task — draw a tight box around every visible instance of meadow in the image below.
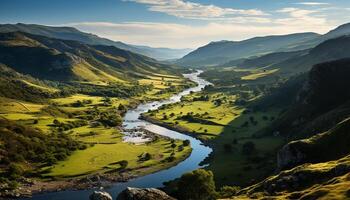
[143,70,286,187]
[0,72,193,182]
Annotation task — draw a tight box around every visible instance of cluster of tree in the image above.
[193,95,209,101]
[70,99,92,107]
[0,119,85,182]
[54,82,152,98]
[53,119,88,131]
[164,169,240,200]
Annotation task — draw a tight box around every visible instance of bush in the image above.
[177,169,217,200]
[118,160,128,169]
[8,163,24,179]
[224,144,232,153]
[242,141,256,155]
[218,186,240,198]
[183,139,190,146]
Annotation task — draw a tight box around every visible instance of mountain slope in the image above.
[177,32,319,66]
[0,31,178,82]
[264,58,350,141]
[0,23,191,60]
[268,35,350,75]
[0,64,61,102]
[282,22,350,52]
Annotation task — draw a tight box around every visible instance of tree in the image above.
[118,103,127,113]
[118,160,128,169]
[53,119,60,126]
[177,169,216,200]
[242,141,256,155]
[224,144,232,153]
[183,140,190,146]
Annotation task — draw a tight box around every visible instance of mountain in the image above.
[0,23,191,60]
[265,58,350,140]
[176,32,319,66]
[231,58,350,200]
[220,50,306,69]
[267,35,350,75]
[281,22,350,52]
[0,64,61,102]
[0,31,178,82]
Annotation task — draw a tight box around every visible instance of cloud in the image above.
[124,0,267,20]
[295,2,330,6]
[276,7,328,27]
[66,20,333,48]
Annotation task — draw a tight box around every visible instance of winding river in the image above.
[27,71,212,200]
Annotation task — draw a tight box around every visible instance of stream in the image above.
[27,71,212,200]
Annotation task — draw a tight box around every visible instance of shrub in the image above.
[224,144,232,153]
[177,169,216,200]
[218,186,240,198]
[183,140,190,146]
[242,141,256,155]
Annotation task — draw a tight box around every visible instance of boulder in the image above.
[89,191,112,200]
[117,187,176,200]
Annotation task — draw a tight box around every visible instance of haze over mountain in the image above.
[178,22,350,67]
[176,32,319,66]
[0,23,192,61]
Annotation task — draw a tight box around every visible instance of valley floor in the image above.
[143,68,287,186]
[0,73,194,197]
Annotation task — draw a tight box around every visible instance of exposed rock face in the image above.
[89,191,112,200]
[117,187,176,200]
[277,142,306,170]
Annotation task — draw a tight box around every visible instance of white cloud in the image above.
[125,0,267,20]
[276,7,328,27]
[66,20,333,48]
[295,2,330,6]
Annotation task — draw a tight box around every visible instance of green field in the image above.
[143,72,286,186]
[0,72,194,180]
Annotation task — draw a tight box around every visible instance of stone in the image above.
[116,187,176,200]
[89,191,112,200]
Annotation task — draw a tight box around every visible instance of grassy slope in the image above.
[143,69,286,186]
[232,155,350,200]
[0,75,193,180]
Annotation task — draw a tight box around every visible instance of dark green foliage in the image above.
[242,141,256,155]
[224,144,233,153]
[183,140,190,146]
[0,118,83,180]
[177,169,217,200]
[218,186,240,198]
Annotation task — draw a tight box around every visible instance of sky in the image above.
[1,0,350,48]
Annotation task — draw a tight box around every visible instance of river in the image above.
[26,71,212,200]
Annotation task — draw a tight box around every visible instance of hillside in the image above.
[262,58,350,142]
[266,35,350,75]
[176,32,319,66]
[281,22,350,52]
[221,50,306,69]
[0,31,178,82]
[0,23,191,60]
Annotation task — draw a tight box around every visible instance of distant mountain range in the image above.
[0,23,192,60]
[176,33,319,66]
[218,34,350,77]
[0,31,178,82]
[177,22,350,67]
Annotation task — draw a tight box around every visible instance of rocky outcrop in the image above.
[277,118,350,170]
[277,142,306,170]
[89,191,112,200]
[116,187,176,200]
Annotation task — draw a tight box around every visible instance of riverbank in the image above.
[10,71,212,200]
[139,114,212,147]
[3,130,192,199]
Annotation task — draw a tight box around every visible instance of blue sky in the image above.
[1,0,350,48]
